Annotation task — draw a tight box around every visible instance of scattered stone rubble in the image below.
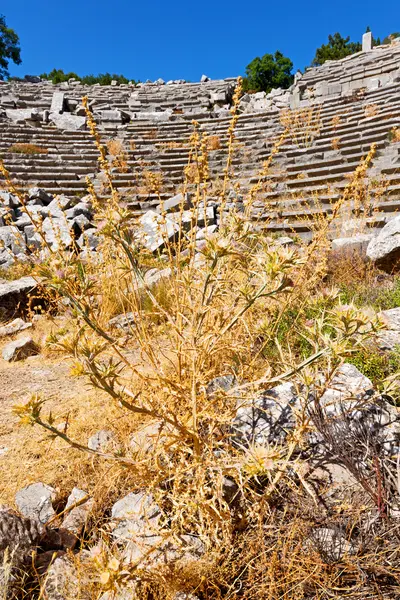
[0,188,97,269]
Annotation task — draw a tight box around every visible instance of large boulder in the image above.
[366,215,400,270]
[49,113,86,131]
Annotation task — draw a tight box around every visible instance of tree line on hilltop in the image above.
[0,14,399,93]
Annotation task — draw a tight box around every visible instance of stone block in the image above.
[362,31,372,52]
[50,91,65,114]
[50,113,86,131]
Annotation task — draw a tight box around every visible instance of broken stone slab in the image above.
[139,210,180,253]
[28,187,53,205]
[0,191,20,209]
[0,276,37,303]
[2,336,38,362]
[6,108,42,122]
[131,109,173,121]
[25,225,42,250]
[42,216,74,250]
[62,488,93,535]
[366,215,400,270]
[50,91,65,115]
[196,224,218,240]
[0,318,32,338]
[64,202,92,220]
[200,75,210,82]
[15,483,56,524]
[0,225,26,254]
[77,228,100,250]
[156,192,192,213]
[332,234,374,255]
[49,112,86,131]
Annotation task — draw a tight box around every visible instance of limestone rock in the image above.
[319,363,374,415]
[0,318,32,338]
[110,491,162,563]
[139,210,179,253]
[62,488,93,535]
[15,483,56,524]
[332,234,374,254]
[311,527,355,562]
[233,381,298,445]
[366,215,400,270]
[2,336,38,362]
[28,187,52,205]
[87,429,115,452]
[50,113,86,131]
[379,307,400,330]
[0,276,37,304]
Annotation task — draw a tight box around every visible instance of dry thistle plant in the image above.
[2,84,396,598]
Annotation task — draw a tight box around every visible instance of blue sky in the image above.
[2,0,399,82]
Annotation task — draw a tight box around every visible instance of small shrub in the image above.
[348,346,400,387]
[364,103,379,118]
[8,143,48,155]
[207,135,221,151]
[388,127,400,142]
[331,136,340,150]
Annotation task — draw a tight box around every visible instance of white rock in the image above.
[0,318,32,338]
[366,215,400,269]
[15,482,56,524]
[62,488,93,535]
[2,336,38,362]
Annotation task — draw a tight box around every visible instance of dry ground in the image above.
[0,317,136,507]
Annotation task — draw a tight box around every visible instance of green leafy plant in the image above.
[243,50,294,93]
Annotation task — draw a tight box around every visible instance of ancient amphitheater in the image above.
[1,36,400,241]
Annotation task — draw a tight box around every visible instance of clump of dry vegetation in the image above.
[8,144,48,155]
[280,105,322,148]
[1,79,400,600]
[107,139,129,173]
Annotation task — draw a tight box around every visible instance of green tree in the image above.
[0,15,21,80]
[311,33,362,67]
[40,69,132,86]
[243,51,294,93]
[383,32,400,44]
